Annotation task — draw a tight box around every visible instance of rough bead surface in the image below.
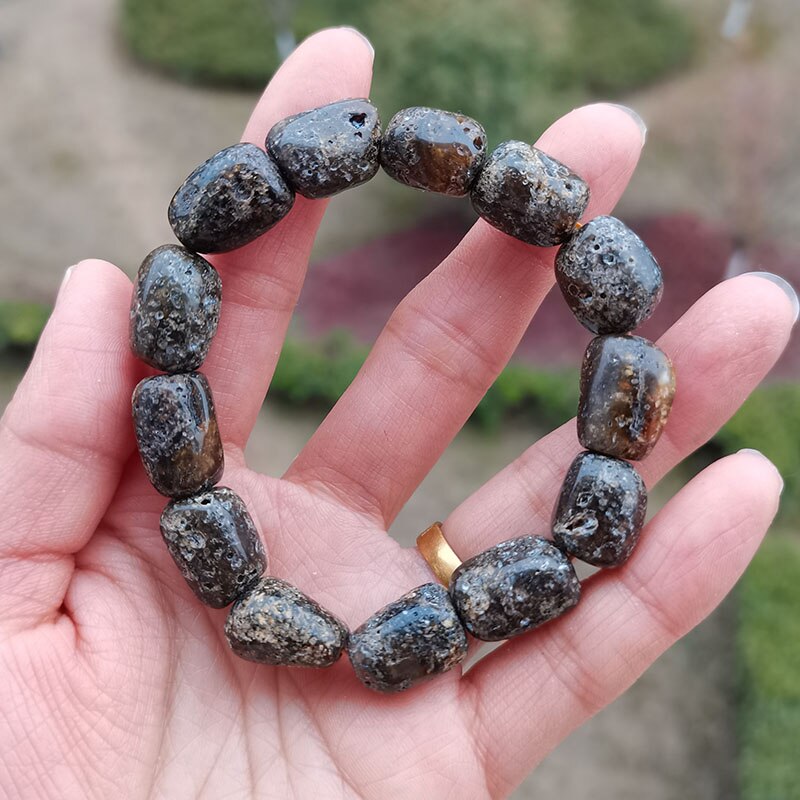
[552,452,647,567]
[168,143,294,253]
[266,99,381,199]
[471,140,589,246]
[449,535,581,642]
[555,216,663,334]
[347,583,468,693]
[129,244,222,373]
[132,372,223,498]
[578,335,676,461]
[225,577,347,668]
[380,106,487,196]
[160,487,266,608]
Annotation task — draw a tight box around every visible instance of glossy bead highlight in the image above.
[578,335,675,460]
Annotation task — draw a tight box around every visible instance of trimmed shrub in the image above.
[737,535,800,800]
[715,383,800,521]
[0,302,51,351]
[120,0,693,142]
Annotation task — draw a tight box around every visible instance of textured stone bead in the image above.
[266,99,381,199]
[449,535,580,641]
[347,583,468,693]
[129,244,222,373]
[380,107,487,196]
[552,452,647,568]
[225,577,348,668]
[168,143,294,253]
[555,216,663,334]
[471,140,589,246]
[160,487,266,608]
[132,372,224,498]
[578,335,676,461]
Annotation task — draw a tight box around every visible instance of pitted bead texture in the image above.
[347,583,468,694]
[555,216,663,335]
[132,372,223,498]
[129,244,221,373]
[131,99,676,688]
[578,335,675,461]
[553,452,647,568]
[160,487,266,608]
[380,107,487,196]
[169,143,294,253]
[225,577,348,668]
[267,98,381,199]
[471,140,589,246]
[449,535,581,641]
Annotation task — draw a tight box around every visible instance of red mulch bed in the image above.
[297,213,799,378]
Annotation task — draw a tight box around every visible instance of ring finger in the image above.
[440,272,795,560]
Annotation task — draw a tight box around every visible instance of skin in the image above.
[0,28,793,800]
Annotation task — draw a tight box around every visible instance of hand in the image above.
[0,28,792,800]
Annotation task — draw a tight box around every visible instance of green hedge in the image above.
[270,331,578,431]
[737,534,800,800]
[0,302,51,352]
[716,383,800,521]
[2,308,798,500]
[121,0,693,142]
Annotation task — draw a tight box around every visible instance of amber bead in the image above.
[552,451,647,567]
[225,577,348,668]
[471,140,589,246]
[578,335,675,461]
[266,99,381,198]
[132,372,224,498]
[380,107,487,196]
[160,487,266,608]
[555,216,663,335]
[168,143,294,253]
[449,535,580,641]
[129,244,221,373]
[347,583,468,693]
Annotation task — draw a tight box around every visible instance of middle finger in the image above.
[286,103,645,525]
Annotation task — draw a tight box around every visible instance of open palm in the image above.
[0,29,792,800]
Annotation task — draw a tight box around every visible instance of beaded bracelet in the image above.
[129,99,675,694]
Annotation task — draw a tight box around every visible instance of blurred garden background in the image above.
[0,0,798,796]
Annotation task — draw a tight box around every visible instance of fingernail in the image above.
[609,104,647,144]
[741,271,799,323]
[337,26,374,60]
[57,265,76,300]
[737,448,784,495]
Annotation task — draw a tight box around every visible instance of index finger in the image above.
[201,27,375,450]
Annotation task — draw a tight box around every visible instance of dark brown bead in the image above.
[471,140,589,246]
[225,577,348,668]
[555,216,663,334]
[168,143,294,253]
[449,535,581,642]
[129,245,222,373]
[160,487,266,608]
[132,372,224,498]
[380,107,487,196]
[552,452,647,567]
[266,99,381,198]
[347,583,468,693]
[578,335,676,461]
